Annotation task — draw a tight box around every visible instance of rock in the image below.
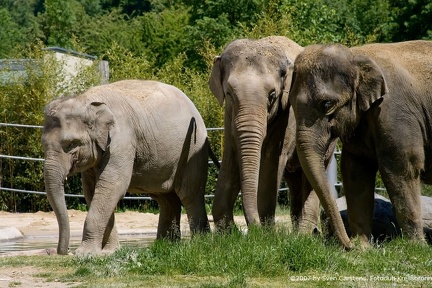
[0,226,23,241]
[322,194,432,243]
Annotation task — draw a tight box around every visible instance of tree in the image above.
[73,8,145,57]
[0,9,23,58]
[138,5,190,67]
[0,0,42,57]
[100,0,151,16]
[389,0,432,41]
[43,0,78,48]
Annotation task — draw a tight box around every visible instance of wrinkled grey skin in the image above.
[289,40,432,248]
[209,36,321,232]
[42,80,211,255]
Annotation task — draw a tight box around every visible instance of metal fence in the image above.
[0,122,384,203]
[0,123,226,201]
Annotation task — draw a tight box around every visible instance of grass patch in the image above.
[1,228,432,287]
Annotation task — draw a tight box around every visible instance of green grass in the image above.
[1,227,432,287]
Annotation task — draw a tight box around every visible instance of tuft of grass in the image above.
[1,227,432,287]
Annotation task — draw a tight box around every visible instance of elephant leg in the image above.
[380,166,424,242]
[82,170,120,254]
[257,156,279,226]
[182,190,210,235]
[101,213,120,253]
[177,159,210,235]
[212,145,241,231]
[257,115,292,227]
[76,162,133,256]
[153,192,182,241]
[300,188,320,234]
[285,169,319,233]
[341,149,376,247]
[285,169,304,229]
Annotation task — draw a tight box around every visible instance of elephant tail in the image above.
[207,138,221,170]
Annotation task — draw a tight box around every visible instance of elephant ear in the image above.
[87,102,115,151]
[354,55,389,111]
[209,56,225,106]
[281,58,295,111]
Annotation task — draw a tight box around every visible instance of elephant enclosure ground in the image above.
[0,210,164,253]
[0,210,291,287]
[0,210,254,255]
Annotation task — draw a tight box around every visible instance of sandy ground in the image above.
[0,210,240,254]
[0,210,270,288]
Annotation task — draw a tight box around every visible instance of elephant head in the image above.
[289,44,388,248]
[41,97,115,254]
[209,37,301,225]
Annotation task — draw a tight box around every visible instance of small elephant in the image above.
[42,80,212,255]
[209,36,324,232]
[289,40,432,248]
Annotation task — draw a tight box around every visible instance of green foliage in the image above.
[0,9,24,58]
[103,42,153,82]
[43,0,78,48]
[245,0,394,47]
[389,0,432,41]
[0,42,57,211]
[76,8,147,59]
[138,5,190,67]
[0,0,41,58]
[1,0,430,212]
[0,41,105,212]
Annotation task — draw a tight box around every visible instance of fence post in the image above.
[326,153,338,199]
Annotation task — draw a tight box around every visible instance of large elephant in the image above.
[209,36,322,232]
[42,80,212,255]
[289,40,432,248]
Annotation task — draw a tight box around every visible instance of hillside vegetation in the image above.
[1,0,431,212]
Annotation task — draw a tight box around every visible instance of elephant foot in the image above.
[156,222,181,241]
[297,219,321,235]
[213,216,238,234]
[75,246,101,256]
[75,240,116,256]
[348,236,371,251]
[260,216,275,227]
[188,216,211,235]
[102,239,120,254]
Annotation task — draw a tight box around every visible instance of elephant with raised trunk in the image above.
[209,36,322,232]
[289,40,432,249]
[42,80,212,255]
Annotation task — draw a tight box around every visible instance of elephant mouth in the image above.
[68,161,76,176]
[69,156,81,175]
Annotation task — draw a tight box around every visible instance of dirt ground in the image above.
[0,209,182,244]
[0,209,241,255]
[0,210,264,288]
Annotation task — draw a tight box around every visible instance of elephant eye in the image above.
[268,90,277,106]
[225,91,232,102]
[321,99,336,115]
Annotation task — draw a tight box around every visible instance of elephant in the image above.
[288,40,432,248]
[42,79,213,255]
[209,36,325,233]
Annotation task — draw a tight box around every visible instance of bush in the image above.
[0,41,105,212]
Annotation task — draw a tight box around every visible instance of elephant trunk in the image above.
[296,129,352,249]
[44,156,71,255]
[235,109,266,225]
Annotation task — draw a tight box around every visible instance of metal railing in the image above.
[0,122,385,202]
